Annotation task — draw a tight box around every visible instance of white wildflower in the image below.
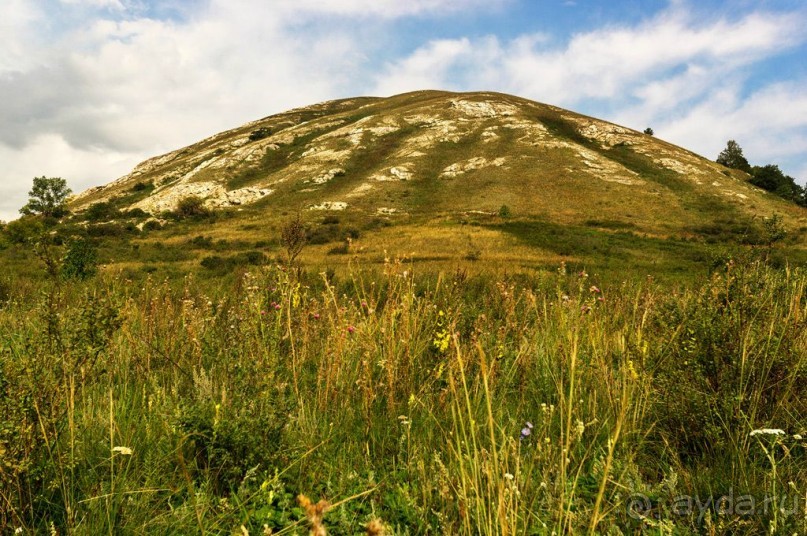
[749,428,785,437]
[112,446,133,455]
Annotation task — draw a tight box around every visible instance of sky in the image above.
[1,0,806,221]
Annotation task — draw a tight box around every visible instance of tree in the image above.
[20,176,72,218]
[750,164,806,206]
[643,127,654,136]
[716,140,751,173]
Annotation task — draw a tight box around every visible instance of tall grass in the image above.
[0,259,805,534]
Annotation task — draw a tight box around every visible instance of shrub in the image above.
[248,127,272,141]
[175,196,210,219]
[130,181,153,192]
[2,216,45,244]
[84,201,120,222]
[62,238,98,280]
[142,219,163,231]
[498,205,512,218]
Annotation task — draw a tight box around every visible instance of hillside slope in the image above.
[70,90,806,274]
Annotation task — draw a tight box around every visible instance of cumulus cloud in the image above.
[371,4,807,180]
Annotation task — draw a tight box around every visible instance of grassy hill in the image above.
[63,90,807,281]
[2,92,807,535]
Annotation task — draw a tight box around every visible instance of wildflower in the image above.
[504,472,514,481]
[794,434,803,440]
[589,285,601,294]
[520,421,533,440]
[750,428,785,437]
[580,304,591,314]
[112,446,133,455]
[313,313,321,320]
[347,325,356,334]
[260,310,267,315]
[273,303,281,311]
[361,301,368,308]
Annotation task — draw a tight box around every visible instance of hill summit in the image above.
[70,90,805,273]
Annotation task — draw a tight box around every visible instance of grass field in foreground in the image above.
[1,255,806,535]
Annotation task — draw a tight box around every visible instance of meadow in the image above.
[1,247,806,535]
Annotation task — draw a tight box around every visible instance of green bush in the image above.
[248,127,272,141]
[84,202,120,222]
[3,216,45,244]
[62,238,98,280]
[142,219,163,231]
[174,196,210,219]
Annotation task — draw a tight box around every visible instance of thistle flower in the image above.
[347,325,356,334]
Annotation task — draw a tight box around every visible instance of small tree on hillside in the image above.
[643,127,654,136]
[20,176,72,218]
[716,140,751,173]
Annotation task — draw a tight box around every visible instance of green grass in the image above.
[1,250,806,534]
[491,218,716,280]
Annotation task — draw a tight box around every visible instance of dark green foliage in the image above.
[20,177,72,218]
[716,140,751,173]
[86,222,130,237]
[248,127,272,141]
[62,238,98,280]
[174,195,210,219]
[762,213,787,249]
[84,201,120,222]
[750,164,806,206]
[130,181,153,192]
[142,219,163,231]
[189,235,214,248]
[643,127,654,135]
[497,205,512,218]
[3,216,45,244]
[200,251,267,273]
[649,261,807,462]
[177,400,288,495]
[123,207,148,219]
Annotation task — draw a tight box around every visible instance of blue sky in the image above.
[1,0,806,220]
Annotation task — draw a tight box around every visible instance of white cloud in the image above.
[269,0,509,19]
[659,81,807,169]
[370,4,807,181]
[0,135,139,221]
